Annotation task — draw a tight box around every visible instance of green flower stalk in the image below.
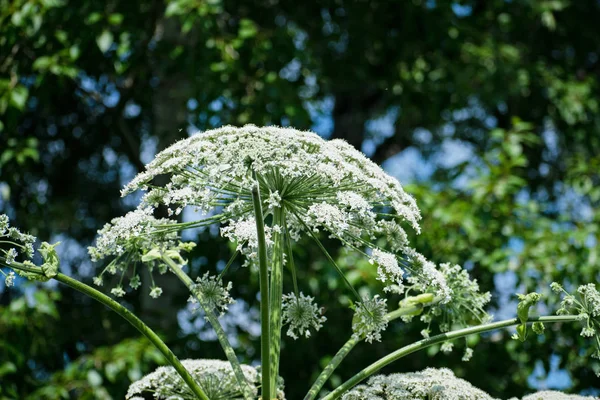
[552,282,600,368]
[0,231,209,400]
[323,315,583,400]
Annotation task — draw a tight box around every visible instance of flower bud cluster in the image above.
[281,292,327,339]
[552,282,600,372]
[189,273,235,316]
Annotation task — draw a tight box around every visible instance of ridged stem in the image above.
[252,176,272,400]
[269,207,284,395]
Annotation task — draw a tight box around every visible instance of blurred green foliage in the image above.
[1,0,600,398]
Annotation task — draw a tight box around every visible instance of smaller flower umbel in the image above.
[552,282,600,372]
[189,273,235,316]
[88,208,195,298]
[352,295,389,343]
[0,214,36,263]
[0,214,38,285]
[282,292,327,340]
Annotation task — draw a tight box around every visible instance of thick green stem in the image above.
[54,272,209,400]
[304,300,438,400]
[304,336,359,400]
[269,207,284,395]
[321,315,581,400]
[252,177,272,400]
[162,256,253,400]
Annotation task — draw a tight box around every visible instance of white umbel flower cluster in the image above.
[0,214,36,262]
[88,208,183,262]
[220,217,274,265]
[117,125,484,336]
[126,359,286,400]
[403,248,452,303]
[4,271,15,287]
[411,263,491,335]
[341,368,495,400]
[0,214,37,286]
[370,249,404,293]
[121,126,428,289]
[342,368,597,400]
[552,282,600,368]
[519,391,597,400]
[126,359,259,400]
[281,292,327,339]
[87,208,195,298]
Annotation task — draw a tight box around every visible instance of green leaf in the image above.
[11,12,23,27]
[238,19,257,39]
[0,362,17,377]
[108,13,123,25]
[33,56,54,71]
[532,322,545,335]
[513,292,542,342]
[69,45,81,60]
[165,2,182,17]
[85,12,103,25]
[96,30,114,53]
[10,86,28,110]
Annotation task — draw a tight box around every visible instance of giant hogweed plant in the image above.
[1,125,599,399]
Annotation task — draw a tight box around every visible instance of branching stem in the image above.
[304,299,441,400]
[321,315,581,400]
[53,272,209,400]
[161,255,254,400]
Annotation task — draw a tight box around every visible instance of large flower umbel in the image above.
[123,125,420,239]
[121,125,427,291]
[108,125,487,340]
